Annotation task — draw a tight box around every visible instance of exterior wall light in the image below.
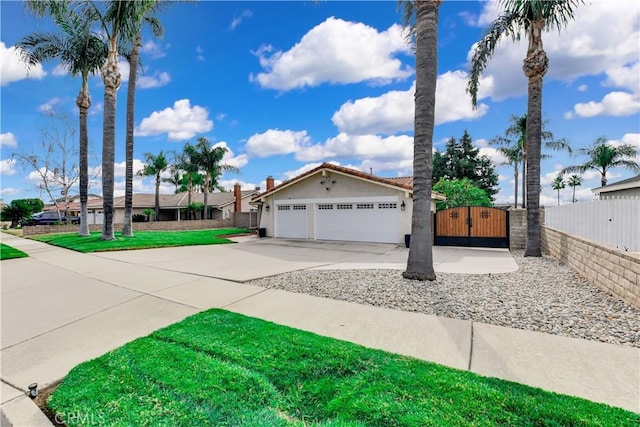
[265,204,270,212]
[401,201,406,211]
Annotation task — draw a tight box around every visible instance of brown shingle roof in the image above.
[253,163,445,201]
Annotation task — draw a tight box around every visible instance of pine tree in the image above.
[433,130,498,199]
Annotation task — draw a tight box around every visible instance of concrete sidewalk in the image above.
[1,233,638,425]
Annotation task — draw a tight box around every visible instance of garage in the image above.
[254,163,445,245]
[315,201,399,243]
[274,204,307,238]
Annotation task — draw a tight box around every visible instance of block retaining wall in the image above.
[541,225,640,308]
[22,217,237,236]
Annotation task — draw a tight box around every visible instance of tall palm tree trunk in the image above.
[101,38,121,241]
[155,173,161,220]
[203,175,209,220]
[521,157,526,208]
[77,72,91,236]
[513,164,519,208]
[122,35,141,237]
[403,0,440,281]
[523,20,548,257]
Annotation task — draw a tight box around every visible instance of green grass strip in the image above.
[49,309,639,426]
[0,243,28,260]
[30,228,252,253]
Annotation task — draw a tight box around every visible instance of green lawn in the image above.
[30,228,253,253]
[0,243,28,260]
[48,310,638,426]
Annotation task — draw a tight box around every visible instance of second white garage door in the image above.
[315,201,399,243]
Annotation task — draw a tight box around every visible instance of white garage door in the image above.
[315,202,399,243]
[275,204,307,239]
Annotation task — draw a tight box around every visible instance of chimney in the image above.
[234,183,242,213]
[266,176,275,191]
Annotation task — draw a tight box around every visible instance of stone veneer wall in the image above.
[541,225,640,308]
[22,217,236,236]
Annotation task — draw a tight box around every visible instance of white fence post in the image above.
[544,197,640,252]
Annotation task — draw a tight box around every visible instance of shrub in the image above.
[132,214,146,223]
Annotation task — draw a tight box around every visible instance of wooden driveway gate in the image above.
[434,206,509,248]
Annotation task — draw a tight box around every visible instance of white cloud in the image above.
[37,97,62,113]
[245,129,310,158]
[138,71,171,89]
[567,92,640,119]
[608,133,640,149]
[52,64,68,76]
[113,159,146,178]
[118,59,130,82]
[332,72,490,135]
[566,61,640,119]
[604,62,639,93]
[282,162,332,180]
[296,133,413,163]
[230,10,253,30]
[577,84,588,92]
[332,86,413,135]
[217,179,260,193]
[479,147,508,166]
[196,46,205,61]
[0,42,46,86]
[136,99,213,141]
[0,159,16,176]
[251,17,412,91]
[140,40,166,59]
[0,187,20,196]
[470,1,640,102]
[212,141,249,169]
[0,132,17,148]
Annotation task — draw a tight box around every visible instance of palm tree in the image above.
[89,0,160,240]
[177,143,200,219]
[19,1,107,237]
[497,145,522,207]
[551,174,565,206]
[562,137,640,187]
[567,174,582,203]
[162,166,182,194]
[122,6,165,237]
[192,138,239,219]
[400,0,442,281]
[491,113,570,209]
[468,0,584,257]
[137,151,168,221]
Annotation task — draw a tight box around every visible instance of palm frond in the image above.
[467,10,520,108]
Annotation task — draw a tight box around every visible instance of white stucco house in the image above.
[251,163,445,244]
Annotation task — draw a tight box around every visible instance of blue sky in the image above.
[1,0,639,207]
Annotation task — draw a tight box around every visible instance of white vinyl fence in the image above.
[544,197,640,252]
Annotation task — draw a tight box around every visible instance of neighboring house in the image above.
[43,195,103,221]
[87,184,258,224]
[591,175,640,200]
[251,163,445,244]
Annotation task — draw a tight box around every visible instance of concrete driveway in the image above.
[1,233,637,425]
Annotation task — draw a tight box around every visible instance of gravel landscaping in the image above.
[251,250,640,348]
